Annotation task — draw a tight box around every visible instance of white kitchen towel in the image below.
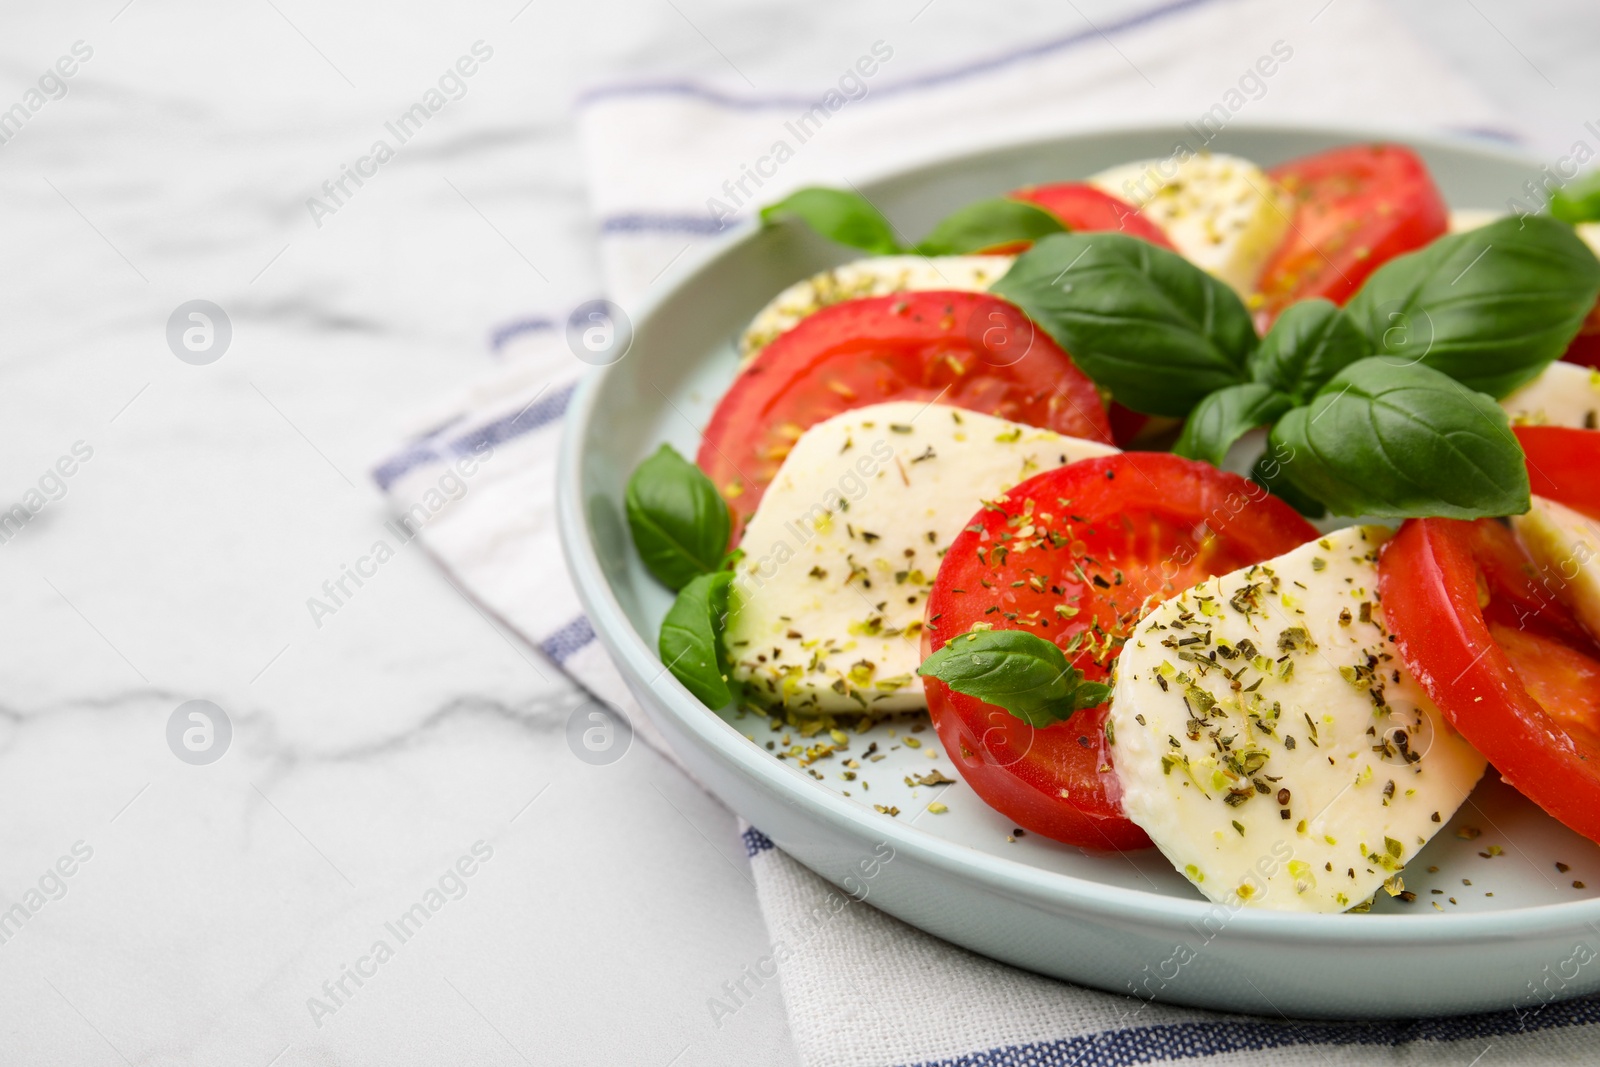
[372,0,1600,1063]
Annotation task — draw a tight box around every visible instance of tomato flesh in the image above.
[1514,425,1600,520]
[1380,516,1600,844]
[1561,300,1600,371]
[921,454,1319,849]
[1007,183,1175,251]
[1488,623,1600,754]
[1106,402,1153,449]
[1254,144,1448,326]
[699,291,1111,539]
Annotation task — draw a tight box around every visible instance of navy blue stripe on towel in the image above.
[902,995,1600,1067]
[743,826,775,857]
[371,380,576,491]
[539,614,596,666]
[599,212,736,236]
[490,316,555,352]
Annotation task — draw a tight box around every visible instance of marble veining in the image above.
[0,0,1593,1063]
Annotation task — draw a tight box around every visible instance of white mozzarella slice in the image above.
[1108,525,1486,913]
[726,402,1116,716]
[1501,361,1600,430]
[1512,495,1600,643]
[1447,209,1501,233]
[1088,154,1292,296]
[739,255,1013,360]
[1580,222,1600,260]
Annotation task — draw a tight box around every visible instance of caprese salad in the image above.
[622,143,1600,914]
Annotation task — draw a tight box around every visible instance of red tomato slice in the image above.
[1007,183,1175,251]
[1106,401,1153,448]
[1488,624,1600,753]
[1380,517,1600,844]
[1466,510,1586,639]
[1515,425,1600,520]
[920,454,1319,849]
[1254,144,1448,326]
[1560,300,1600,371]
[700,291,1111,539]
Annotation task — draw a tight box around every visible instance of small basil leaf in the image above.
[1344,215,1600,398]
[1250,448,1326,519]
[1173,383,1295,468]
[759,187,904,255]
[658,570,734,709]
[1267,357,1530,520]
[1070,681,1114,713]
[917,628,1108,727]
[1246,299,1369,404]
[626,444,731,591]
[991,232,1258,417]
[1550,172,1600,224]
[913,198,1066,255]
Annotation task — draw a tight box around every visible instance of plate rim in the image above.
[558,119,1600,946]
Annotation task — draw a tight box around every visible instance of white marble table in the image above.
[0,1,1594,1064]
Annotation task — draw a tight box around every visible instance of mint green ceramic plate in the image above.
[559,124,1600,1018]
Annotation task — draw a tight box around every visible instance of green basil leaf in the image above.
[917,628,1109,727]
[1344,215,1600,398]
[1250,447,1326,519]
[759,187,904,255]
[626,444,730,591]
[1549,172,1600,224]
[1268,357,1530,519]
[1173,383,1295,467]
[658,570,734,709]
[913,198,1066,255]
[1246,298,1369,404]
[991,232,1258,417]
